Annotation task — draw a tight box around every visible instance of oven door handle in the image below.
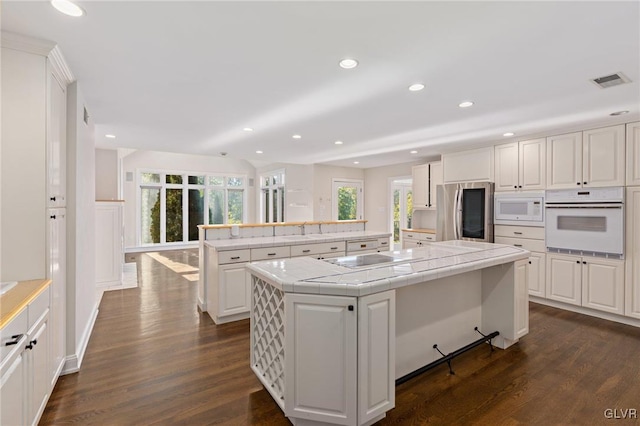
[545,203,623,209]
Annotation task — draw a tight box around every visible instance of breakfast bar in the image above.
[247,241,530,426]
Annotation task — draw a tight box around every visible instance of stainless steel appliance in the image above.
[494,192,544,227]
[436,182,494,243]
[545,187,624,258]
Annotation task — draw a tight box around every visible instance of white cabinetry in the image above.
[95,202,124,289]
[401,230,435,249]
[495,225,545,298]
[443,146,494,183]
[546,253,624,314]
[495,138,545,191]
[626,187,640,319]
[412,161,442,209]
[547,126,625,189]
[46,62,67,208]
[1,310,27,426]
[47,208,65,384]
[514,259,530,338]
[218,264,250,317]
[284,291,395,426]
[627,122,640,186]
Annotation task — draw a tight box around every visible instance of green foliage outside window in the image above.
[338,187,358,220]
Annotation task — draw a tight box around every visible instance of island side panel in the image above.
[395,271,483,379]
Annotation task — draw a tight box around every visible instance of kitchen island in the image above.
[247,241,530,426]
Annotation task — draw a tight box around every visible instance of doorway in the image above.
[391,178,412,250]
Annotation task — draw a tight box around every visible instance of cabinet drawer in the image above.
[291,242,344,257]
[251,246,291,261]
[1,308,27,363]
[28,286,50,329]
[346,240,378,253]
[377,238,390,251]
[494,225,544,240]
[495,236,546,252]
[218,249,251,265]
[402,231,435,242]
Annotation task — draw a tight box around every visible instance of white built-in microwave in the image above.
[494,192,544,227]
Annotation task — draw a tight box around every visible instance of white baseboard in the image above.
[62,302,100,375]
[531,297,640,328]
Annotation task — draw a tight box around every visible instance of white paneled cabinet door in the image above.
[625,187,640,318]
[358,290,395,424]
[582,125,625,188]
[428,161,442,209]
[218,264,250,317]
[546,253,581,306]
[527,252,545,298]
[494,142,519,191]
[95,203,124,287]
[519,138,546,190]
[48,209,66,384]
[626,121,640,186]
[412,164,429,208]
[514,259,529,338]
[46,62,66,208]
[28,318,51,425]
[582,258,624,315]
[285,294,357,426]
[546,132,582,189]
[0,349,26,426]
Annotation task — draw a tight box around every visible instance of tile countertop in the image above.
[204,230,391,251]
[246,241,529,297]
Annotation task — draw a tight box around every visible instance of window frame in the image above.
[331,178,364,221]
[259,169,286,223]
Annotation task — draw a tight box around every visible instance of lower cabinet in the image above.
[626,187,640,319]
[527,252,546,298]
[546,253,625,314]
[218,263,250,317]
[1,322,27,426]
[514,259,530,338]
[401,230,435,249]
[284,291,395,426]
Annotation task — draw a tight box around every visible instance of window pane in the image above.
[227,177,244,187]
[166,188,183,242]
[208,189,224,224]
[406,190,413,229]
[263,189,270,222]
[338,187,358,220]
[188,175,205,185]
[188,189,204,241]
[208,176,223,186]
[273,188,278,222]
[141,187,160,244]
[262,176,270,187]
[280,187,285,222]
[166,174,183,184]
[141,173,160,184]
[393,189,400,243]
[228,189,244,224]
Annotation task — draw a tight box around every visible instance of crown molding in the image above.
[1,31,55,56]
[48,45,75,85]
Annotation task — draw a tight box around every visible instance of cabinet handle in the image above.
[513,232,523,235]
[577,182,581,186]
[50,196,56,201]
[30,339,38,346]
[330,247,338,250]
[50,215,56,219]
[576,260,580,264]
[302,249,311,253]
[518,185,522,188]
[583,182,587,185]
[528,260,532,264]
[230,256,240,260]
[514,185,517,189]
[348,305,354,311]
[582,261,587,264]
[5,334,23,346]
[267,253,276,256]
[514,244,523,247]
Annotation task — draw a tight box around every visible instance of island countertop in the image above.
[246,240,529,297]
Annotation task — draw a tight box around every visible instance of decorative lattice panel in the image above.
[252,276,285,404]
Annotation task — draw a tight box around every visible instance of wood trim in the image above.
[401,228,436,234]
[1,31,55,56]
[198,220,368,230]
[0,279,51,328]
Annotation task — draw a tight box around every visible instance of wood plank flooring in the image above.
[41,250,640,425]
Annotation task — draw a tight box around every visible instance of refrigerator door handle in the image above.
[454,187,461,240]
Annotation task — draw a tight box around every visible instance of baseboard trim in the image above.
[62,303,100,375]
[531,297,640,328]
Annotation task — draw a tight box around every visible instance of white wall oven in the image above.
[545,187,624,259]
[494,192,544,227]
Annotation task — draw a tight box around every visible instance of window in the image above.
[332,179,363,221]
[260,170,285,223]
[391,179,413,246]
[138,170,246,246]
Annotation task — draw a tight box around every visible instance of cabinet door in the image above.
[519,138,546,190]
[442,146,494,183]
[428,161,442,209]
[28,319,50,425]
[285,294,356,425]
[494,142,519,191]
[95,203,124,286]
[48,209,66,385]
[527,252,546,298]
[219,264,250,316]
[402,239,421,250]
[626,187,640,318]
[412,164,429,207]
[582,258,624,315]
[358,291,395,424]
[514,259,529,338]
[0,351,26,426]
[546,253,581,306]
[546,132,582,189]
[627,122,640,186]
[46,63,67,208]
[582,125,625,187]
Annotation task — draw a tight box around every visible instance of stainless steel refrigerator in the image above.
[436,182,494,243]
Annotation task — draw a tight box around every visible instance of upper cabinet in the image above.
[47,63,67,208]
[412,161,442,210]
[442,146,494,183]
[627,121,640,186]
[547,125,625,189]
[494,138,545,191]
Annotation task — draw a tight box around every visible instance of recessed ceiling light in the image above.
[353,161,360,165]
[243,127,253,132]
[105,134,116,139]
[410,150,418,154]
[503,132,515,137]
[408,83,425,92]
[334,140,343,145]
[610,110,629,116]
[339,58,358,69]
[51,0,85,17]
[458,101,474,108]
[256,150,263,154]
[292,134,302,139]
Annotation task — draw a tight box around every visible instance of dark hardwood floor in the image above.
[41,250,640,425]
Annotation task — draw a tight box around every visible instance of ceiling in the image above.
[2,1,639,168]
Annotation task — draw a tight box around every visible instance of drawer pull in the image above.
[380,241,388,245]
[5,334,23,346]
[513,232,523,235]
[268,253,277,256]
[230,256,240,260]
[302,250,311,253]
[514,244,523,247]
[330,247,338,250]
[360,244,366,248]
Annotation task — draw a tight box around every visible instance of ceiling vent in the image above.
[591,72,631,89]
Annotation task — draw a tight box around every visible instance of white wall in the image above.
[256,163,314,222]
[66,82,97,369]
[313,165,364,221]
[122,150,256,249]
[95,148,118,200]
